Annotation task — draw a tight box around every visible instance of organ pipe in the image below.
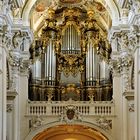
[43,38,56,80]
[49,40,51,79]
[31,35,56,82]
[86,39,98,81]
[29,7,112,101]
[31,59,41,79]
[62,25,80,52]
[89,41,92,80]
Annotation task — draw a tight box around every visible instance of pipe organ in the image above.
[62,24,80,52]
[86,40,98,80]
[29,7,112,102]
[43,38,56,80]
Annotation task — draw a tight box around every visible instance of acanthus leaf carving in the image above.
[122,72,131,92]
[109,57,122,76]
[128,0,140,14]
[109,30,134,92]
[12,31,25,49]
[0,25,12,49]
[128,25,139,51]
[117,31,129,52]
[8,53,20,68]
[110,30,134,70]
[31,116,44,129]
[19,59,30,75]
[96,117,112,130]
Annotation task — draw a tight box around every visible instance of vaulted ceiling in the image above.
[22,0,120,34]
[30,0,111,32]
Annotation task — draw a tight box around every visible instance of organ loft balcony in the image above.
[27,7,114,128]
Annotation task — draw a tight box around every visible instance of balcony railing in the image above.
[26,100,115,117]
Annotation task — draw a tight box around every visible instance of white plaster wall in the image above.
[0,45,7,140]
[19,75,30,140]
[112,76,123,140]
[128,101,134,140]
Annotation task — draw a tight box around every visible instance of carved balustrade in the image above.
[26,100,115,117]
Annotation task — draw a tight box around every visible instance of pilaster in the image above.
[6,101,14,140]
[0,26,8,140]
[111,73,122,140]
[133,26,140,140]
[6,27,32,139]
[109,26,134,140]
[19,56,30,140]
[11,26,32,139]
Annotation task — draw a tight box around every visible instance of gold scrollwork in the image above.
[58,54,85,77]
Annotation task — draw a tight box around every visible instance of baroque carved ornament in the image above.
[129,103,134,112]
[96,117,112,130]
[128,0,140,13]
[109,29,137,74]
[7,104,13,112]
[108,26,140,91]
[60,105,82,123]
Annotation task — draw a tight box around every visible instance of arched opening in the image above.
[32,125,108,140]
[22,0,120,27]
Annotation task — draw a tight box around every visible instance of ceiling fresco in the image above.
[29,0,112,34]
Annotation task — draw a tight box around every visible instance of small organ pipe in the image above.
[90,42,93,80]
[88,43,90,80]
[52,41,56,80]
[52,40,53,79]
[49,40,51,80]
[48,40,50,80]
[74,26,75,50]
[91,45,93,79]
[45,52,47,77]
[46,46,49,78]
[93,47,95,78]
[70,25,71,50]
[62,25,80,51]
[68,27,70,50]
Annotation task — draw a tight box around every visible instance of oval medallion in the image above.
[66,109,75,120]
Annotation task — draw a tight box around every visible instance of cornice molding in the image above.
[7,90,18,100]
[123,90,134,100]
